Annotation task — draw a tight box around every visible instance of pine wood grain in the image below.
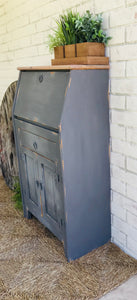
[51,56,109,66]
[76,42,105,57]
[17,64,110,70]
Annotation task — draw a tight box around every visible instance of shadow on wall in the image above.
[0,81,18,189]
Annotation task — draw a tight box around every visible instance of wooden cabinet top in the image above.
[17,65,109,71]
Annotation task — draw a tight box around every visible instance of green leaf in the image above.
[92,34,96,39]
[47,10,112,52]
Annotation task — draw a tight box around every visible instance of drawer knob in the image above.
[33,142,38,150]
[39,74,43,83]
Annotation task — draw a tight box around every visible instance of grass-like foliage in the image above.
[48,10,112,52]
[12,177,23,210]
[60,11,79,45]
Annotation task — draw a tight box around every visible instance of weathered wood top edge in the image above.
[17,65,110,71]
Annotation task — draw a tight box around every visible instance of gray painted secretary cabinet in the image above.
[13,65,111,261]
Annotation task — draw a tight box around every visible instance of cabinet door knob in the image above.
[36,180,39,187]
[33,142,37,150]
[40,182,43,190]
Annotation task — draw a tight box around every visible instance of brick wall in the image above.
[106,2,137,258]
[0,0,137,259]
[0,0,94,99]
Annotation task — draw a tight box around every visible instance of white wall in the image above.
[1,0,137,259]
[0,0,94,100]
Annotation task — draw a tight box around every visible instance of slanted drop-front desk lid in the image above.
[14,70,70,131]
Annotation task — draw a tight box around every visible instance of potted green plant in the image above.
[48,10,111,64]
[48,11,78,59]
[75,11,110,57]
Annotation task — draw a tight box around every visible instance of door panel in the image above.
[41,163,58,221]
[38,157,64,227]
[25,154,38,205]
[40,159,59,222]
[20,148,39,207]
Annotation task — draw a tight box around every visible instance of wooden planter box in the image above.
[54,46,64,59]
[52,56,109,65]
[52,42,108,65]
[65,44,76,58]
[54,44,76,59]
[76,42,105,57]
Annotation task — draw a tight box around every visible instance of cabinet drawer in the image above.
[19,128,58,161]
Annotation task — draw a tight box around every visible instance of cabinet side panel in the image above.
[61,70,111,261]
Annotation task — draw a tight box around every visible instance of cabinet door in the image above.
[18,127,64,239]
[20,147,40,210]
[38,158,63,225]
